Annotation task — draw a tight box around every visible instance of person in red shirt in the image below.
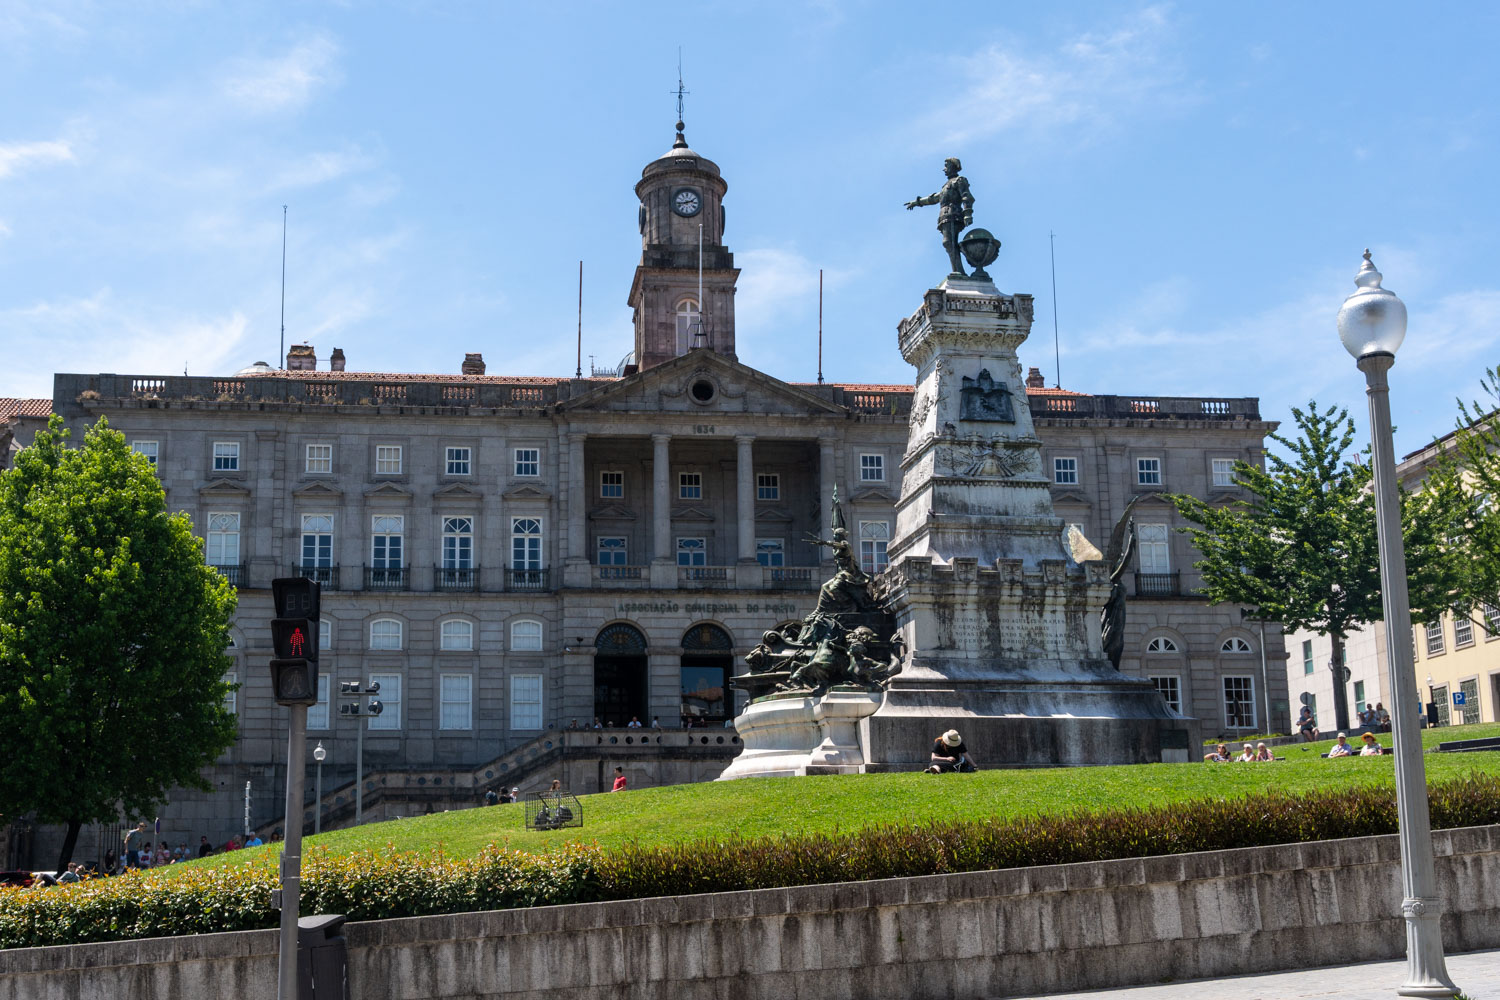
[611,766,627,792]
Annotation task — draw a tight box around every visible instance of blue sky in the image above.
[3,1,1497,456]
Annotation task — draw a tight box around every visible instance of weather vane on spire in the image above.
[672,48,690,148]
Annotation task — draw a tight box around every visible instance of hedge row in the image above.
[3,773,1497,950]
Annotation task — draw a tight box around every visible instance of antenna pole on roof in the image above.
[1049,230,1061,388]
[817,268,824,384]
[697,222,705,347]
[279,205,288,369]
[576,260,584,379]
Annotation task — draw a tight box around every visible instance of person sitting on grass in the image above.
[1236,743,1256,762]
[1204,742,1231,763]
[925,729,977,773]
[1297,707,1319,742]
[1375,703,1391,731]
[1359,732,1385,756]
[1327,732,1353,757]
[1254,742,1275,761]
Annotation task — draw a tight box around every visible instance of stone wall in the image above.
[5,825,1498,1000]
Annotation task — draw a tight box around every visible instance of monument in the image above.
[721,162,1191,779]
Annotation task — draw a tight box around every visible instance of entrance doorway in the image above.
[681,623,734,726]
[594,624,648,727]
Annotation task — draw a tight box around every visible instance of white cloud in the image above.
[924,5,1192,147]
[222,35,341,114]
[0,219,11,238]
[264,146,376,192]
[0,139,75,179]
[735,248,826,333]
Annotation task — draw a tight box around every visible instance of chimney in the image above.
[287,343,316,371]
[461,352,486,375]
[329,348,346,372]
[1026,367,1046,389]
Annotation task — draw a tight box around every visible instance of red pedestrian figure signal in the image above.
[289,627,306,657]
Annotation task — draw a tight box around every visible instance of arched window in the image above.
[511,619,543,652]
[440,619,474,651]
[675,298,701,355]
[1221,636,1253,653]
[369,618,403,650]
[319,618,333,650]
[595,623,648,653]
[682,623,733,651]
[1146,636,1179,653]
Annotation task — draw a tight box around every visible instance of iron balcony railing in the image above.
[598,565,644,581]
[765,566,817,589]
[363,565,409,592]
[435,566,478,592]
[294,564,340,589]
[506,568,551,592]
[1134,571,1181,599]
[211,563,247,588]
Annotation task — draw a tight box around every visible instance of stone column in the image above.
[735,435,760,587]
[561,432,590,588]
[650,433,676,588]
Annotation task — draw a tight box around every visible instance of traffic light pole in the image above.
[277,702,307,1000]
[355,710,364,825]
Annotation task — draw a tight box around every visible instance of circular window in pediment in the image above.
[690,378,716,404]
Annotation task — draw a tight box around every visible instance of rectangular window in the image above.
[375,445,402,475]
[1305,693,1318,727]
[307,674,331,730]
[510,674,543,730]
[511,517,542,570]
[319,618,332,650]
[1302,639,1315,676]
[1137,523,1171,573]
[859,520,890,574]
[1149,675,1181,714]
[597,536,628,565]
[1211,458,1235,487]
[1136,457,1162,487]
[1454,615,1475,648]
[206,512,240,566]
[440,619,473,651]
[440,674,472,731]
[369,619,403,650]
[445,446,471,476]
[301,514,333,568]
[1459,678,1481,725]
[223,671,237,714]
[213,441,240,472]
[679,472,702,500]
[1223,676,1256,729]
[1425,621,1446,656]
[676,537,706,567]
[860,454,885,482]
[368,673,401,730]
[511,620,543,651]
[756,474,779,501]
[1485,603,1500,639]
[131,440,159,467]
[600,470,624,498]
[756,538,785,567]
[1354,680,1367,716]
[370,514,404,569]
[514,448,540,477]
[305,444,332,474]
[1053,457,1078,485]
[1433,684,1451,727]
[442,517,473,569]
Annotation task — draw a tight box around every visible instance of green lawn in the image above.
[177,722,1500,871]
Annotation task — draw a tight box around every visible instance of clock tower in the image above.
[628,118,739,370]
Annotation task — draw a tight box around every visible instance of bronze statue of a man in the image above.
[906,157,975,277]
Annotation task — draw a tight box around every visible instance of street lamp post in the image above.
[1338,250,1460,998]
[312,742,326,835]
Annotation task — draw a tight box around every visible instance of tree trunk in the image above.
[1329,633,1351,733]
[55,818,82,874]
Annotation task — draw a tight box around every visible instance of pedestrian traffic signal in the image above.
[271,619,315,660]
[269,577,321,707]
[269,657,317,706]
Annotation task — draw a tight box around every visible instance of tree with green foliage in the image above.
[1441,365,1500,633]
[1171,402,1463,734]
[0,416,238,871]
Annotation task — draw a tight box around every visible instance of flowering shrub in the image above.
[2,774,1495,950]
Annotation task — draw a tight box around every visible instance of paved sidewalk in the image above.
[1030,948,1499,1000]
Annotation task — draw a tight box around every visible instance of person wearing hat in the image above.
[925,729,977,773]
[1359,732,1385,756]
[1328,732,1353,757]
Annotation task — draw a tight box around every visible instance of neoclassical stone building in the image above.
[37,122,1286,855]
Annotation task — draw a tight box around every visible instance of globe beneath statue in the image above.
[959,228,1001,281]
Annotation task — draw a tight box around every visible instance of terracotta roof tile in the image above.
[1025,386,1091,398]
[0,398,51,419]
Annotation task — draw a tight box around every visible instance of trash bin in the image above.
[297,913,349,1000]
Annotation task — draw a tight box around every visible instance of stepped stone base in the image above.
[718,689,883,779]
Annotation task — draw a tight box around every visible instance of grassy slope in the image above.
[175,723,1500,873]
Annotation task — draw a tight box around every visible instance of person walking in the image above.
[611,766,627,791]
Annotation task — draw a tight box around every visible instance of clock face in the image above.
[673,188,702,217]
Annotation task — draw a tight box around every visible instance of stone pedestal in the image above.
[860,277,1192,768]
[718,689,882,780]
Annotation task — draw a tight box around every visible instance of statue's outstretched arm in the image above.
[905,191,941,210]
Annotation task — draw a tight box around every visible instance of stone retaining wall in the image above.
[4,825,1498,999]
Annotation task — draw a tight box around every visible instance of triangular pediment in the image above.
[503,483,553,501]
[847,485,895,504]
[589,504,638,521]
[433,482,484,501]
[292,480,344,500]
[1129,490,1175,508]
[198,478,251,498]
[562,349,847,417]
[754,507,794,523]
[1050,488,1092,506]
[671,504,716,522]
[363,481,413,500]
